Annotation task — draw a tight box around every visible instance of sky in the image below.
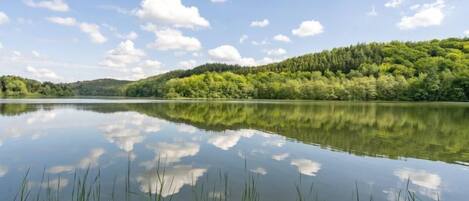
[0,0,468,82]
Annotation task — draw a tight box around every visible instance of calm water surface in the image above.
[0,100,468,201]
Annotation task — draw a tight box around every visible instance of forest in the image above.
[0,76,73,97]
[159,38,469,101]
[1,38,468,101]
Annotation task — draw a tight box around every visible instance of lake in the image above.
[0,100,468,201]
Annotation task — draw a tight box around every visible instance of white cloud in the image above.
[251,39,269,46]
[136,0,210,29]
[273,34,290,43]
[30,178,69,190]
[47,18,107,44]
[32,51,41,57]
[0,12,9,25]
[211,0,226,3]
[239,34,248,43]
[27,111,56,124]
[24,0,69,12]
[367,6,378,16]
[13,51,22,57]
[0,42,3,49]
[143,142,200,164]
[46,17,76,26]
[397,0,445,30]
[0,165,8,177]
[179,59,197,69]
[465,30,469,36]
[101,40,145,68]
[394,169,441,190]
[394,168,442,200]
[79,23,107,44]
[291,159,321,176]
[410,4,421,10]
[143,59,162,69]
[292,20,324,37]
[250,19,269,28]
[257,57,281,65]
[140,22,158,32]
[100,113,163,152]
[385,0,404,8]
[208,129,255,150]
[266,48,287,56]
[250,167,267,175]
[148,28,201,51]
[26,66,61,80]
[118,31,138,40]
[177,124,198,133]
[208,45,257,66]
[47,148,105,174]
[138,165,206,197]
[272,153,289,161]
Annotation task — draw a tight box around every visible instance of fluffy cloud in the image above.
[26,66,61,80]
[0,165,8,177]
[24,0,69,12]
[394,168,442,200]
[136,0,210,29]
[292,20,324,37]
[465,30,469,36]
[138,165,206,197]
[239,34,248,43]
[272,153,289,161]
[47,17,107,43]
[118,31,138,40]
[79,23,107,43]
[266,48,287,56]
[148,28,201,51]
[30,178,69,190]
[46,17,76,26]
[208,129,255,150]
[100,113,163,152]
[101,40,145,68]
[250,19,269,28]
[143,59,162,69]
[47,148,105,174]
[397,0,445,30]
[140,22,158,32]
[290,159,321,176]
[0,12,9,25]
[179,59,197,69]
[143,142,200,165]
[385,0,404,8]
[394,168,441,190]
[208,45,256,66]
[273,34,290,43]
[250,167,267,175]
[27,111,56,124]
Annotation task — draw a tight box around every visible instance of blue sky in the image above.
[0,0,468,82]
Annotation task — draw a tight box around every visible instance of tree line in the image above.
[0,76,73,97]
[157,38,469,101]
[1,38,468,101]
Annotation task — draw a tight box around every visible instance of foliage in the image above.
[0,76,74,97]
[126,38,469,101]
[68,79,131,96]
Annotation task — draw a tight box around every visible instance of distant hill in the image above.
[2,38,469,101]
[124,38,469,101]
[68,79,131,96]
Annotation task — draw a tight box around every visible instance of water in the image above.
[0,100,468,201]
